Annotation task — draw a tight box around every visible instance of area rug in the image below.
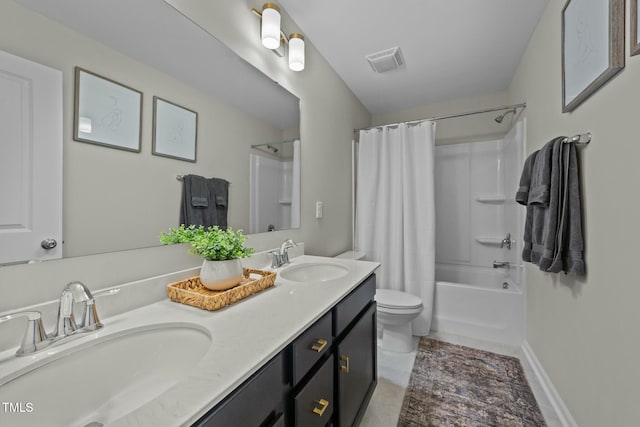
[397,338,546,427]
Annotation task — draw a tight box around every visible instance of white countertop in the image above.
[0,255,379,427]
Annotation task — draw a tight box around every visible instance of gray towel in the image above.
[180,175,229,229]
[521,137,585,275]
[516,150,538,205]
[527,137,559,206]
[209,177,229,229]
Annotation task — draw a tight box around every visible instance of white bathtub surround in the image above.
[355,121,436,336]
[0,254,379,426]
[432,120,525,347]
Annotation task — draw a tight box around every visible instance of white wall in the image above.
[0,0,370,313]
[508,0,640,425]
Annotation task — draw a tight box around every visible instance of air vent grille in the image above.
[366,47,405,73]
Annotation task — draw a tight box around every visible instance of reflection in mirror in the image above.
[250,140,301,233]
[1,0,300,264]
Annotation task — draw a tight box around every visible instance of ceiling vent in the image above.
[366,46,405,73]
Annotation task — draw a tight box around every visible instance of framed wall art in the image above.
[561,0,625,112]
[152,97,198,162]
[74,67,142,152]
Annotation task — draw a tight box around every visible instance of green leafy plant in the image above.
[160,225,255,261]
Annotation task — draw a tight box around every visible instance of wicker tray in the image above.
[167,268,276,311]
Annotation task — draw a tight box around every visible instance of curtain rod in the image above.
[353,102,527,133]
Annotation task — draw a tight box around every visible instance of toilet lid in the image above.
[375,289,423,309]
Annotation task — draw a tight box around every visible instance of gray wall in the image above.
[509,0,640,425]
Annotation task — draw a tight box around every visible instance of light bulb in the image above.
[261,3,281,49]
[288,33,305,71]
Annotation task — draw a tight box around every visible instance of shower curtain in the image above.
[355,121,436,335]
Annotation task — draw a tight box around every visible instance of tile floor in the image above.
[360,332,563,427]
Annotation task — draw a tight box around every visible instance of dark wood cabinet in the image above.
[293,355,334,427]
[336,304,377,427]
[193,274,377,427]
[194,352,288,427]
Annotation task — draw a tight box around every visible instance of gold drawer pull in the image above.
[340,355,350,373]
[312,398,329,416]
[311,338,328,352]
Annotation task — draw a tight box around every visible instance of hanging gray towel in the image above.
[180,175,229,228]
[516,150,538,205]
[519,137,585,275]
[209,177,229,229]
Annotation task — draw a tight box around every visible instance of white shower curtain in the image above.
[355,121,436,336]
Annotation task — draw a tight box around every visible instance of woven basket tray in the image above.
[167,268,276,311]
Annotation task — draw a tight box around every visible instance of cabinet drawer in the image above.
[333,274,376,338]
[292,311,332,385]
[195,352,287,427]
[294,355,334,427]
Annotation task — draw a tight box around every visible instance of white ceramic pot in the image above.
[199,259,243,291]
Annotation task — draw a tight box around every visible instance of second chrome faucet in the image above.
[270,239,297,268]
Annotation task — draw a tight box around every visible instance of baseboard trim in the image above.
[521,340,577,427]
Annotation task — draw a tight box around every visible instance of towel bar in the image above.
[563,132,591,145]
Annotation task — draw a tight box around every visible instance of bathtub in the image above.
[431,264,524,346]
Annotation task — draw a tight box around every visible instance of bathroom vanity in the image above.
[196,273,376,427]
[0,255,379,427]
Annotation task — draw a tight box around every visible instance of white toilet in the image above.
[375,289,423,353]
[334,251,423,353]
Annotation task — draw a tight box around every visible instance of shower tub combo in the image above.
[432,264,524,346]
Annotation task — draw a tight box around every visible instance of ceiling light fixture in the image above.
[261,3,281,49]
[251,4,305,72]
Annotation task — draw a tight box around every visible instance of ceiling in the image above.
[278,0,549,115]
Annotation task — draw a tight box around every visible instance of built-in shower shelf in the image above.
[279,199,292,205]
[475,194,506,203]
[475,237,503,246]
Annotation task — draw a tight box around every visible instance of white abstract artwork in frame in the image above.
[152,97,198,162]
[561,0,624,112]
[74,67,142,152]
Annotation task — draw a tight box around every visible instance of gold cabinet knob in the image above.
[312,398,329,416]
[310,338,328,352]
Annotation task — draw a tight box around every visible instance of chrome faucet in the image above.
[270,239,297,268]
[493,261,511,269]
[500,233,512,250]
[0,281,119,356]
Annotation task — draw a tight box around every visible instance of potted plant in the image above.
[160,225,255,291]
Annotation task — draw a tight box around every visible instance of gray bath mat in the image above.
[398,338,546,427]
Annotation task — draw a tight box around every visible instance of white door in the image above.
[0,50,63,264]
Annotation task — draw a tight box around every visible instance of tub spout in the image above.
[492,261,510,269]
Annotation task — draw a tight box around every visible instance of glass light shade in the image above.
[261,4,281,50]
[288,34,305,71]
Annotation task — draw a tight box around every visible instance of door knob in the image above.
[41,238,57,250]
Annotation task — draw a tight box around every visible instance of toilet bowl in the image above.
[375,289,423,353]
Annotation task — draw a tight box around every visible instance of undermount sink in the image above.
[280,262,349,282]
[0,323,211,427]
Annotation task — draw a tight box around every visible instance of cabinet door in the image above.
[294,355,334,427]
[194,352,287,427]
[337,304,377,427]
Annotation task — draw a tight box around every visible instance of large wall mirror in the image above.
[1,0,300,265]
